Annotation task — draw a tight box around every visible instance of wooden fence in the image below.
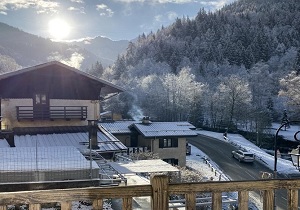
[0,174,299,210]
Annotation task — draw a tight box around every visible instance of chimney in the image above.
[6,133,15,147]
[142,116,151,125]
[88,120,99,149]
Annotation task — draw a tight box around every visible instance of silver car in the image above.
[232,150,255,163]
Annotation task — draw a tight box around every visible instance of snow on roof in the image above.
[100,121,198,137]
[132,122,198,138]
[0,139,10,147]
[0,132,127,152]
[109,159,180,174]
[0,146,99,171]
[100,121,137,134]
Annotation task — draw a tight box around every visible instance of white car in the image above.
[232,150,255,163]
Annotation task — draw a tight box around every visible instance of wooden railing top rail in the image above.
[0,175,299,210]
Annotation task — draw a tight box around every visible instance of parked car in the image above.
[232,150,255,163]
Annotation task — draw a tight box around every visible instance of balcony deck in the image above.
[0,175,299,210]
[16,106,87,121]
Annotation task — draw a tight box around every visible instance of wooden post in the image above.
[92,199,103,210]
[212,192,222,210]
[185,193,196,210]
[150,174,169,210]
[263,190,274,210]
[122,197,133,210]
[238,191,249,209]
[60,202,71,210]
[29,204,41,210]
[287,189,298,210]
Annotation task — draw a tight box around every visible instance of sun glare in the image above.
[48,18,71,40]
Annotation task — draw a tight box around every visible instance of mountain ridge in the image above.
[0,22,129,71]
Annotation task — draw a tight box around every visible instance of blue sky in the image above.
[0,0,236,41]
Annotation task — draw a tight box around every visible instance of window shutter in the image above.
[173,138,178,147]
[159,138,163,148]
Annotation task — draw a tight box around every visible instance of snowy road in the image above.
[187,135,288,209]
[188,135,273,180]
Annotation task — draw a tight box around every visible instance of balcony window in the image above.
[159,138,178,148]
[35,94,47,105]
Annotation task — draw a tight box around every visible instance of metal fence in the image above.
[0,146,99,183]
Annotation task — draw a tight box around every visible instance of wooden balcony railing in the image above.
[0,175,299,210]
[16,106,88,121]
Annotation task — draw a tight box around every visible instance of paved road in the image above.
[187,134,289,210]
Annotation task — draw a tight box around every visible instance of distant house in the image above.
[0,61,127,183]
[100,117,198,167]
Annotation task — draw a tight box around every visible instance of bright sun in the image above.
[48,18,71,40]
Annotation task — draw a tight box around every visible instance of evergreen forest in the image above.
[100,0,300,135]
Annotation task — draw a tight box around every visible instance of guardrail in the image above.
[0,174,299,210]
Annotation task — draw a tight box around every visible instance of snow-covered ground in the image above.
[11,126,300,210]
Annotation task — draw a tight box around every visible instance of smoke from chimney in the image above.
[129,104,144,121]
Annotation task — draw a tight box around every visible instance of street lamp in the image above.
[274,120,300,178]
[273,120,300,209]
[289,145,300,170]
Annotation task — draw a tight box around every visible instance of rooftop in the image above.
[100,121,198,138]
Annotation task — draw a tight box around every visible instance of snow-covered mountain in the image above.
[0,22,129,71]
[69,36,129,67]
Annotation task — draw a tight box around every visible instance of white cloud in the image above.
[113,0,195,3]
[96,4,114,17]
[200,0,232,9]
[68,6,85,13]
[70,0,84,3]
[153,11,177,24]
[0,0,59,14]
[154,15,163,22]
[113,0,234,6]
[167,11,178,20]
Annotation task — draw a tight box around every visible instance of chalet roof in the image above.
[99,121,137,134]
[3,126,127,153]
[0,61,125,100]
[131,122,198,138]
[100,121,198,138]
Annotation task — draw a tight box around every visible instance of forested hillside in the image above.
[103,0,300,134]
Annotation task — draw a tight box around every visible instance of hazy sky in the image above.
[0,0,236,41]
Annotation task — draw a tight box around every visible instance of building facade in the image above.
[100,118,198,167]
